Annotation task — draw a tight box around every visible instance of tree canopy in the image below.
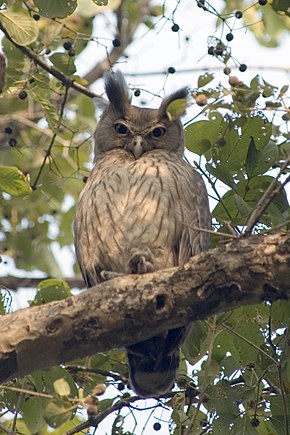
[0,0,289,434]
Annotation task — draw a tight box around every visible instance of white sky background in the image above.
[1,0,290,433]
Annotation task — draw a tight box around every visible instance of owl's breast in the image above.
[75,150,194,277]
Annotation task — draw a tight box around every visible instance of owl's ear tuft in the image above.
[158,87,189,120]
[104,70,131,114]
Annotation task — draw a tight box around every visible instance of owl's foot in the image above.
[100,270,124,281]
[129,248,154,274]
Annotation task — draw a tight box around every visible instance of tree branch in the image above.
[0,275,84,291]
[0,232,289,383]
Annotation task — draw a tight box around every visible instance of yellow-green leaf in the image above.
[0,166,32,196]
[53,378,71,397]
[0,11,38,46]
[167,98,188,120]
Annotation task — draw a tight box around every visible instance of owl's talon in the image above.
[129,248,154,274]
[101,270,124,281]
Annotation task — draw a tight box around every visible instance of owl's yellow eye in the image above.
[115,123,129,135]
[151,127,166,138]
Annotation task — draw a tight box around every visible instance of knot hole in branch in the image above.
[156,294,166,310]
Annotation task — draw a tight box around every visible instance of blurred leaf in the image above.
[30,279,71,306]
[22,397,47,433]
[167,98,188,120]
[49,52,76,75]
[206,162,236,188]
[0,165,32,196]
[0,11,39,46]
[246,138,278,178]
[44,399,75,428]
[34,0,77,18]
[185,120,219,155]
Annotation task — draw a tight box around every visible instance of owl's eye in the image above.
[151,127,166,138]
[115,123,129,135]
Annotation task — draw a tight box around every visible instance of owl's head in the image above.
[93,71,188,159]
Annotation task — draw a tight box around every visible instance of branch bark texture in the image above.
[0,233,289,383]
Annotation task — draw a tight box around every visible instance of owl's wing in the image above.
[173,164,211,266]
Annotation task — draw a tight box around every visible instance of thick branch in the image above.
[0,233,289,383]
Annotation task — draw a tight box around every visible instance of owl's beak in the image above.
[128,136,144,159]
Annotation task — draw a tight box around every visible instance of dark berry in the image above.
[258,0,267,5]
[4,126,13,134]
[251,417,260,427]
[235,10,243,18]
[29,78,35,84]
[112,38,121,47]
[216,136,226,147]
[63,41,72,51]
[18,90,27,100]
[45,48,51,55]
[153,422,161,431]
[134,89,141,97]
[223,66,231,75]
[167,66,175,74]
[68,48,75,57]
[208,46,214,55]
[83,176,88,183]
[33,14,40,20]
[117,382,125,391]
[197,0,205,8]
[239,63,247,72]
[226,33,234,42]
[9,138,17,147]
[171,23,179,32]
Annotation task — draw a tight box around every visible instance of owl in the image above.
[74,71,211,398]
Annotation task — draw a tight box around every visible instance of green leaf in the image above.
[185,120,219,156]
[206,162,236,189]
[0,166,32,196]
[30,279,71,306]
[49,52,76,76]
[22,398,47,433]
[44,399,75,428]
[0,11,38,46]
[246,138,278,178]
[197,72,214,87]
[167,98,188,120]
[34,0,77,18]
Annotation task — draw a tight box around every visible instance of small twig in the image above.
[31,87,69,189]
[184,223,237,239]
[245,157,290,235]
[184,316,218,435]
[63,396,143,435]
[64,365,126,383]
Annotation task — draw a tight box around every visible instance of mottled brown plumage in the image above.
[74,71,211,397]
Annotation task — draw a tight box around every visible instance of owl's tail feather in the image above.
[127,327,186,398]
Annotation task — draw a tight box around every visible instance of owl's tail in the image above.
[126,327,186,397]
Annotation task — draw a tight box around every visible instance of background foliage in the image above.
[0,0,289,433]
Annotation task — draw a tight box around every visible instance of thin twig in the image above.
[31,87,69,189]
[184,316,218,435]
[64,365,126,383]
[245,156,290,234]
[221,322,278,366]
